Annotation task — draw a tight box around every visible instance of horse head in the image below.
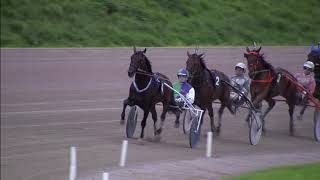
[128,47,151,78]
[186,51,206,78]
[244,46,263,78]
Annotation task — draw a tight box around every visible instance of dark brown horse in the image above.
[121,47,179,139]
[186,52,234,135]
[307,43,320,100]
[244,47,299,135]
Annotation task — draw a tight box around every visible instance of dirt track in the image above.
[1,47,319,180]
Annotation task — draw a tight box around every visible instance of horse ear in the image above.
[143,48,147,53]
[199,53,205,57]
[133,46,137,53]
[187,51,191,57]
[246,47,250,52]
[256,46,262,53]
[311,44,315,51]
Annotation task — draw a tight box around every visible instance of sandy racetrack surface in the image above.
[1,47,319,180]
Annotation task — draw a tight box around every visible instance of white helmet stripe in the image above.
[235,62,247,70]
[304,61,315,70]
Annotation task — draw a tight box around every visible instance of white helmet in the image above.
[303,61,315,71]
[235,62,247,70]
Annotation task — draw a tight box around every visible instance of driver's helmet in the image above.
[303,61,315,71]
[177,68,189,77]
[235,62,247,71]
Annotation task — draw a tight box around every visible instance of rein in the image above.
[283,74,320,110]
[135,69,170,81]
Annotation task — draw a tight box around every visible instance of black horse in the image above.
[121,47,179,140]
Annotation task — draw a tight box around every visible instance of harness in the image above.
[246,52,273,83]
[132,77,153,93]
[131,69,166,95]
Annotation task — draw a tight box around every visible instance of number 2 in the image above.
[215,76,220,86]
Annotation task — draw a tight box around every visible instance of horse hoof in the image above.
[262,129,266,136]
[297,115,303,121]
[137,138,145,145]
[153,135,161,142]
[290,130,295,136]
[216,127,221,136]
[156,128,162,135]
[120,120,125,125]
[174,122,180,128]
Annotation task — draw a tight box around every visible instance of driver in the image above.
[173,68,195,107]
[294,61,316,120]
[230,62,250,110]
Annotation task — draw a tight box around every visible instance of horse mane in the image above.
[311,45,320,55]
[143,54,153,73]
[191,53,208,70]
[200,57,208,70]
[259,54,275,73]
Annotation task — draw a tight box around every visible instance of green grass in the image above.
[1,0,320,47]
[223,162,320,180]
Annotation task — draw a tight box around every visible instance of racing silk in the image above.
[230,74,250,95]
[173,82,195,104]
[294,72,316,94]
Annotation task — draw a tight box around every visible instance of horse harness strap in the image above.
[134,71,165,95]
[251,70,273,83]
[133,77,153,93]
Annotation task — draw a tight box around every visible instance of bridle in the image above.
[246,52,273,83]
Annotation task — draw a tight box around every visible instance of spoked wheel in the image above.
[189,114,202,148]
[314,109,320,142]
[183,105,200,134]
[249,111,262,145]
[126,106,138,138]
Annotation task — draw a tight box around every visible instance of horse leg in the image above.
[262,98,276,119]
[216,104,226,136]
[297,104,307,121]
[253,101,266,135]
[156,103,169,135]
[207,104,216,134]
[174,108,181,128]
[120,98,129,125]
[288,103,296,136]
[252,95,267,134]
[140,110,150,139]
[150,106,158,136]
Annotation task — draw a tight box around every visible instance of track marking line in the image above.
[2,107,122,115]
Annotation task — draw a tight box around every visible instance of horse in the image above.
[186,51,235,135]
[244,46,299,135]
[297,44,320,119]
[307,43,320,100]
[120,47,180,140]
